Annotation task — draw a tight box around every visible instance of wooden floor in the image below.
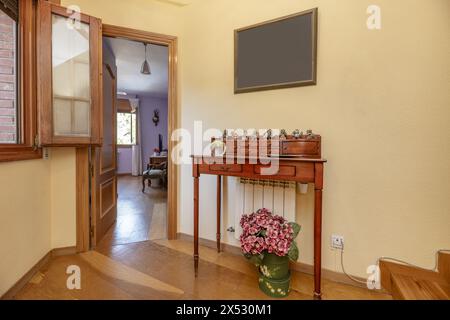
[98,176,167,249]
[12,176,391,300]
[14,238,391,300]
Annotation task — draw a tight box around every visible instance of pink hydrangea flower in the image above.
[240,208,296,257]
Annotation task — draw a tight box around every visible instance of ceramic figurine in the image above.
[262,129,272,139]
[280,129,288,139]
[292,129,301,139]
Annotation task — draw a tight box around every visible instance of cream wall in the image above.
[177,0,450,277]
[50,148,76,249]
[61,0,183,36]
[57,0,450,279]
[0,158,51,295]
[0,148,77,295]
[1,0,185,297]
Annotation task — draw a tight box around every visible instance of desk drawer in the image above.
[209,164,243,173]
[254,165,296,177]
[281,141,320,157]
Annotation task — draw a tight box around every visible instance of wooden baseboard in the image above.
[438,251,450,284]
[176,233,368,288]
[52,246,78,257]
[0,246,77,300]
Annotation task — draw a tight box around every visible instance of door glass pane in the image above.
[52,14,90,137]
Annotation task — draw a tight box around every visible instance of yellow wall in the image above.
[177,0,450,277]
[1,0,180,297]
[50,148,76,249]
[60,0,450,278]
[0,148,77,296]
[2,0,446,295]
[61,0,183,36]
[0,158,51,295]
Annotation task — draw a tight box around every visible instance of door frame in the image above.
[76,25,178,252]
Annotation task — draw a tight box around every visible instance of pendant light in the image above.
[141,43,151,75]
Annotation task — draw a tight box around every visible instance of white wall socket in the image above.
[42,148,50,160]
[331,235,344,249]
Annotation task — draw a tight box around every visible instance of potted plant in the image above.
[240,208,300,298]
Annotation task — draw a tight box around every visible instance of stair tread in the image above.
[392,273,450,300]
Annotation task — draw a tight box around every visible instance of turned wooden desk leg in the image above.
[216,175,222,253]
[314,189,323,299]
[314,162,324,299]
[194,175,199,277]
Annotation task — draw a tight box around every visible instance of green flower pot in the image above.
[259,253,290,280]
[257,253,291,298]
[258,271,291,298]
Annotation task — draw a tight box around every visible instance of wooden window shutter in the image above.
[36,0,103,146]
[117,99,132,113]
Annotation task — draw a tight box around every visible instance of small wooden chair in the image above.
[142,161,167,192]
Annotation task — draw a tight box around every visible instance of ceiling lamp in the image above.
[141,43,151,75]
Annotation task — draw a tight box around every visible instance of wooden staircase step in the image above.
[391,273,450,300]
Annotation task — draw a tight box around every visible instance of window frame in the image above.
[116,111,137,147]
[0,0,41,162]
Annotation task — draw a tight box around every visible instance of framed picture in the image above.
[234,8,318,94]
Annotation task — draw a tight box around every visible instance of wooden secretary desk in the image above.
[191,133,327,298]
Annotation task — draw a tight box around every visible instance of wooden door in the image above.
[90,61,117,246]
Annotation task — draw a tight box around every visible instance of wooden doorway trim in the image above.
[76,25,178,252]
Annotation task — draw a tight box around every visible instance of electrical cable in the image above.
[339,245,450,286]
[376,249,450,272]
[339,245,368,285]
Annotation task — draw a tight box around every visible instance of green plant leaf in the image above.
[289,222,301,239]
[288,241,299,262]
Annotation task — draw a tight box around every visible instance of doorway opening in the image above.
[75,26,178,253]
[97,36,170,249]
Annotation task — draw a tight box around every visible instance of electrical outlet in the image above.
[331,235,344,249]
[43,148,50,160]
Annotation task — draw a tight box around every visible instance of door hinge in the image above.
[90,164,94,177]
[33,134,40,151]
[90,225,95,237]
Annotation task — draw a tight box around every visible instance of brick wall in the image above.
[0,11,16,143]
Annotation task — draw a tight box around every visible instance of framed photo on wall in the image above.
[234,8,318,94]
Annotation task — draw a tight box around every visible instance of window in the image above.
[0,0,41,162]
[117,112,137,145]
[0,1,18,144]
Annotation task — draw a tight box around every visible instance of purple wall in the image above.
[116,96,168,174]
[140,96,168,169]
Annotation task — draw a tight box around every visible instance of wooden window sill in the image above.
[0,146,42,162]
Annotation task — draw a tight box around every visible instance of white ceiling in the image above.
[104,37,168,98]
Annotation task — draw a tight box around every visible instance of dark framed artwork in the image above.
[234,8,318,94]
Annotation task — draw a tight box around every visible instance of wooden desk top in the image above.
[191,155,327,163]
